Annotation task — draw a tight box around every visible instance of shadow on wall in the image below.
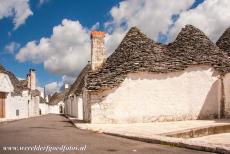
[129,65,218,81]
[198,79,220,119]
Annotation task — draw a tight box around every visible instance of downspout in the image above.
[220,75,225,119]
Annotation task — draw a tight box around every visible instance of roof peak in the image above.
[179,24,208,38]
[216,26,230,56]
[170,24,213,48]
[0,64,6,71]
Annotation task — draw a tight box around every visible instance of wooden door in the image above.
[0,92,5,118]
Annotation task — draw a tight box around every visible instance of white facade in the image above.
[0,73,40,120]
[0,74,13,92]
[48,101,64,114]
[39,103,49,115]
[85,65,222,123]
[64,95,83,119]
[2,91,40,119]
[223,73,230,117]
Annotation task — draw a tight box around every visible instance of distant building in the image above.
[64,25,230,123]
[48,92,65,114]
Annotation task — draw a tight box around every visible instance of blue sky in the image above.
[0,0,229,94]
[0,0,120,86]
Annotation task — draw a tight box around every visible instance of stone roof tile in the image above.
[216,27,230,56]
[85,25,230,91]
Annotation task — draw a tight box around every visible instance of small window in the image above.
[16,109,19,116]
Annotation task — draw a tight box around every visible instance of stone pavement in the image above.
[190,133,230,147]
[68,117,230,153]
[1,114,210,154]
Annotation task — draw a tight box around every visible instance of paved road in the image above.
[0,114,214,154]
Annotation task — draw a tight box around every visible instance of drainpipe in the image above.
[220,75,225,119]
[28,100,30,117]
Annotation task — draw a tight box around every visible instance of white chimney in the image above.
[91,31,105,71]
[64,84,69,89]
[40,91,44,99]
[27,69,36,90]
[45,95,49,103]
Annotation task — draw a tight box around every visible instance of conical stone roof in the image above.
[73,25,230,92]
[0,64,28,95]
[216,27,230,56]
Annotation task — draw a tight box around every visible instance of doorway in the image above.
[0,92,6,118]
[59,105,64,114]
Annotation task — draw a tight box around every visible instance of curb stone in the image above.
[0,115,45,125]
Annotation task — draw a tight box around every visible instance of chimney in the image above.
[64,84,69,89]
[45,95,49,103]
[91,31,105,71]
[27,69,36,90]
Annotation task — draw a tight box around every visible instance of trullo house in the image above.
[48,92,65,114]
[65,25,230,123]
[0,66,41,120]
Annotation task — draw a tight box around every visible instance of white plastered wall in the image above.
[48,101,64,114]
[0,73,14,92]
[39,103,49,115]
[223,73,230,117]
[77,96,83,120]
[64,95,83,119]
[5,92,30,119]
[89,65,221,123]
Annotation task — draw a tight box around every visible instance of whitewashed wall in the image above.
[0,73,40,120]
[30,96,39,116]
[89,66,221,123]
[77,96,83,120]
[48,101,64,114]
[223,73,230,117]
[65,98,72,115]
[5,93,30,119]
[71,96,78,117]
[0,73,14,92]
[39,103,49,115]
[64,95,83,119]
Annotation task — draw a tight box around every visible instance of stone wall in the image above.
[91,31,105,71]
[89,65,221,123]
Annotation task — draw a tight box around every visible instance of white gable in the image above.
[0,73,14,92]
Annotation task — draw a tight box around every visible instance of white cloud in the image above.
[0,0,33,29]
[44,81,62,95]
[4,42,20,54]
[38,0,49,6]
[16,19,90,78]
[168,0,230,42]
[62,75,75,84]
[16,0,196,84]
[17,0,230,88]
[104,0,195,53]
[43,75,75,95]
[91,22,100,30]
